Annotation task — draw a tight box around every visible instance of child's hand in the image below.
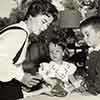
[45,78,58,88]
[73,79,83,88]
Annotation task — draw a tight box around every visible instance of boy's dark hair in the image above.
[24,0,58,21]
[80,16,100,32]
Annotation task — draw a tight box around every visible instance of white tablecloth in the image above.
[19,92,100,100]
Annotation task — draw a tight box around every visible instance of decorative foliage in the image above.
[0,17,10,30]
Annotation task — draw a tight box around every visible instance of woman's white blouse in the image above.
[0,21,29,82]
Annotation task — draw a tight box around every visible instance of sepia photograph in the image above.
[0,0,100,100]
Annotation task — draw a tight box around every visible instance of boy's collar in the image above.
[94,43,100,51]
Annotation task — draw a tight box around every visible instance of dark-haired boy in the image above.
[80,16,100,95]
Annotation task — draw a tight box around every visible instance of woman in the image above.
[0,0,58,99]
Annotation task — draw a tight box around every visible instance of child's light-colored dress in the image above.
[39,61,77,90]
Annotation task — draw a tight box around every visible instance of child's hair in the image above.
[80,16,100,32]
[49,37,66,51]
[24,0,58,21]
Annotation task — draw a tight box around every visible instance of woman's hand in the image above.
[21,73,42,88]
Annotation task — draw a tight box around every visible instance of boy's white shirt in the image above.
[94,43,100,51]
[0,21,29,82]
[88,43,100,54]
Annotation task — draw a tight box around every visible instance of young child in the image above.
[38,37,82,96]
[80,16,100,95]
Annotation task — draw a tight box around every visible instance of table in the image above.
[20,92,100,100]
